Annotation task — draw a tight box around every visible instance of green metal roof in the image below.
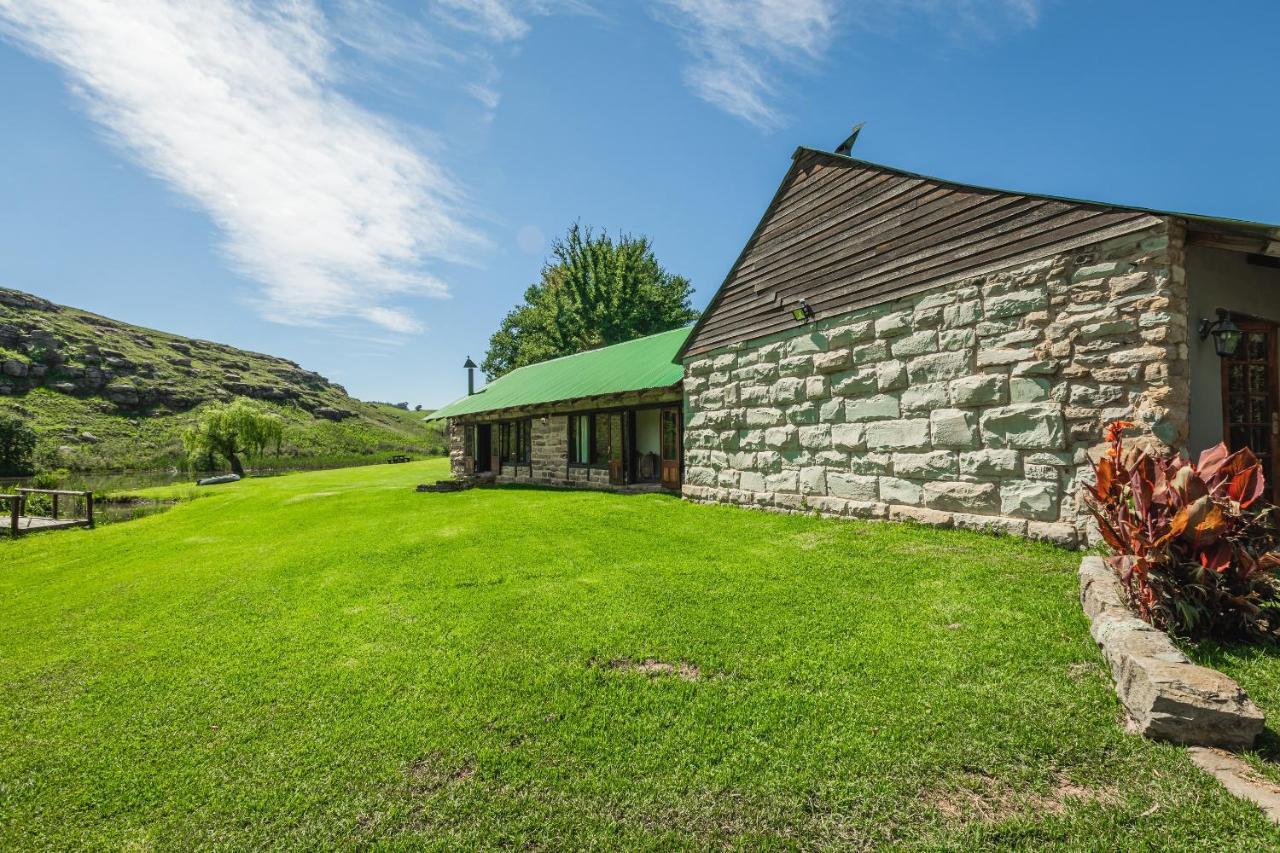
[427,325,692,420]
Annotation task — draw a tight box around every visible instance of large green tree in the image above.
[482,224,698,378]
[183,398,283,476]
[0,413,37,476]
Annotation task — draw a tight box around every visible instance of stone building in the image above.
[429,326,689,491]
[433,144,1278,548]
[676,147,1279,547]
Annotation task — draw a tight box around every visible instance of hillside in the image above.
[0,287,445,471]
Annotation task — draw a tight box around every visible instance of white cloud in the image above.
[0,0,480,333]
[652,0,1041,129]
[651,0,837,129]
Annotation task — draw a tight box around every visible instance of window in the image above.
[593,413,623,465]
[569,414,589,464]
[499,419,531,466]
[569,412,624,465]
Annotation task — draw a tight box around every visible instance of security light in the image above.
[1198,309,1243,358]
[791,299,815,324]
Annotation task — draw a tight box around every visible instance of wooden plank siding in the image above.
[680,148,1164,359]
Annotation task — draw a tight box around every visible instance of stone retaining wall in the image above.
[681,224,1189,546]
[1079,556,1263,749]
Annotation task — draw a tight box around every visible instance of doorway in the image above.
[660,407,682,490]
[474,424,493,474]
[631,408,662,484]
[1221,320,1280,502]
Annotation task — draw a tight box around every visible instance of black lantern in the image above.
[790,299,815,324]
[1198,309,1243,358]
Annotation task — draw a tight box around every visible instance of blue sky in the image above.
[0,1,1277,407]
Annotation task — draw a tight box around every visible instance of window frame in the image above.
[498,417,532,469]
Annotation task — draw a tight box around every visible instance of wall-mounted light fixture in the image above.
[1198,308,1243,358]
[790,299,815,324]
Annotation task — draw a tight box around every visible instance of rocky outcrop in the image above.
[1079,556,1264,750]
[0,285,366,417]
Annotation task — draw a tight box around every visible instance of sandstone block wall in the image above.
[681,224,1189,547]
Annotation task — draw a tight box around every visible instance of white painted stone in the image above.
[739,471,766,492]
[788,332,827,354]
[977,348,1036,367]
[744,408,784,427]
[771,377,805,404]
[1000,480,1059,521]
[778,355,814,377]
[832,369,877,397]
[907,351,971,384]
[891,331,938,358]
[764,426,797,449]
[831,423,866,452]
[828,472,879,500]
[980,404,1066,450]
[923,481,999,513]
[949,374,1007,407]
[879,476,922,505]
[819,398,844,422]
[876,360,908,392]
[849,453,892,475]
[798,424,831,450]
[875,311,912,338]
[847,394,901,422]
[901,382,949,413]
[813,350,851,373]
[959,449,1021,477]
[929,409,978,449]
[866,418,931,451]
[804,375,828,400]
[985,288,1048,319]
[893,451,958,479]
[1009,377,1051,403]
[828,322,875,346]
[798,466,826,496]
[766,470,799,494]
[852,340,891,364]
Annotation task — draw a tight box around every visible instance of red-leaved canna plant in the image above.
[1084,420,1280,641]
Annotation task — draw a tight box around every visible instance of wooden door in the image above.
[660,408,682,490]
[1222,320,1280,502]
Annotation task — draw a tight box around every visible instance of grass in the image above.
[2,388,447,473]
[1,288,448,472]
[2,460,1278,848]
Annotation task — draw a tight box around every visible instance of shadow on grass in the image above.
[1187,639,1280,762]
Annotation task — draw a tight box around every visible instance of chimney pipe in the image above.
[463,356,477,395]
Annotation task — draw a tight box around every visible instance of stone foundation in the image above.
[681,225,1188,547]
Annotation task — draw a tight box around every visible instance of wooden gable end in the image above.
[681,149,1164,359]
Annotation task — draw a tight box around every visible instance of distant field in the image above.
[2,461,1276,847]
[1,389,446,472]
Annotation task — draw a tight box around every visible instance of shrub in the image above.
[1084,420,1280,642]
[0,412,37,475]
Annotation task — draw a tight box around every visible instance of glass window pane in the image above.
[1248,332,1267,360]
[1249,365,1268,394]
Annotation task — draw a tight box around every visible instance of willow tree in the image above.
[482,224,698,378]
[183,398,283,476]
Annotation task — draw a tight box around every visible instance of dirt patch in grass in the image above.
[598,657,702,681]
[925,772,1120,825]
[403,752,476,795]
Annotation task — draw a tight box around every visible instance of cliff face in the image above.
[0,286,358,417]
[0,287,444,470]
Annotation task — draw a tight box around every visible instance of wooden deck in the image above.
[12,516,91,534]
[3,489,95,537]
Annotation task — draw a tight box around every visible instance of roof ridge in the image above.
[795,146,1280,231]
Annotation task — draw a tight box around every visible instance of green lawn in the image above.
[2,460,1278,848]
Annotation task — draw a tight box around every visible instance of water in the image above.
[0,459,406,495]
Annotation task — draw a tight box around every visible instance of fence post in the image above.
[86,492,95,529]
[52,493,59,520]
[10,495,20,537]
